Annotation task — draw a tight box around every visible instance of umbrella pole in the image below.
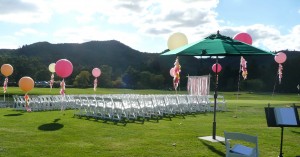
[212,57,218,140]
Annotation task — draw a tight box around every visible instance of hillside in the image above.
[16,40,155,72]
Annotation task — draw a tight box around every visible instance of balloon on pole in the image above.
[1,64,13,100]
[212,63,222,73]
[92,68,101,77]
[274,52,287,64]
[55,59,73,78]
[1,64,13,77]
[167,32,188,50]
[19,77,34,92]
[48,63,56,90]
[92,68,101,91]
[54,59,73,111]
[48,63,56,73]
[169,67,175,77]
[19,76,34,112]
[233,32,252,45]
[274,52,287,84]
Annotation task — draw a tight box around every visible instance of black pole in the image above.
[212,57,218,140]
[279,127,284,157]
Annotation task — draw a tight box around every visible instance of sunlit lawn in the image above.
[0,88,299,156]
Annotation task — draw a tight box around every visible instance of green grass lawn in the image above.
[0,88,299,156]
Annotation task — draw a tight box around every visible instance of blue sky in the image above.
[0,0,299,53]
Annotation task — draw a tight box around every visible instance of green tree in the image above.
[150,74,165,89]
[242,79,265,92]
[122,66,139,89]
[99,65,113,88]
[73,71,91,88]
[137,71,152,89]
[112,77,125,88]
[34,70,51,81]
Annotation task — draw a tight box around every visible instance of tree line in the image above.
[0,41,299,93]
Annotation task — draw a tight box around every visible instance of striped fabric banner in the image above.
[187,75,210,95]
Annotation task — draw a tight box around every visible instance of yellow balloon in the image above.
[1,64,13,77]
[48,63,56,73]
[167,32,188,50]
[19,77,34,92]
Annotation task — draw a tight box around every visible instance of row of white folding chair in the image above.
[73,95,95,117]
[12,94,223,114]
[12,95,77,111]
[156,95,209,115]
[73,94,165,122]
[13,95,27,111]
[12,95,42,111]
[72,94,225,123]
[73,95,128,123]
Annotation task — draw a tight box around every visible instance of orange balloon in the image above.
[19,77,34,92]
[1,64,13,77]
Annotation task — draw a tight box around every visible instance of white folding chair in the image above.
[101,96,114,121]
[217,95,227,111]
[165,95,184,119]
[111,97,127,124]
[140,95,161,121]
[126,96,145,123]
[13,95,26,111]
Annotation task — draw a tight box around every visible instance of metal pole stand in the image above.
[279,127,284,157]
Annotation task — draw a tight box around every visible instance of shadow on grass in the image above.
[200,140,225,157]
[53,118,61,123]
[291,130,300,135]
[38,118,63,131]
[38,123,64,131]
[4,113,23,116]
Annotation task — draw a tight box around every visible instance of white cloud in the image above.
[52,26,140,49]
[0,0,51,24]
[14,28,46,36]
[0,35,19,49]
[0,0,299,53]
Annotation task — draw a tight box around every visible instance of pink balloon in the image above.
[212,63,222,73]
[92,68,101,77]
[55,59,73,78]
[233,32,252,45]
[274,52,287,64]
[170,68,175,77]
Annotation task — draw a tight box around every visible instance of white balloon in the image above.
[167,32,188,50]
[48,63,56,73]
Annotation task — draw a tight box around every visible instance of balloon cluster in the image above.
[169,57,181,91]
[173,57,181,91]
[240,56,248,80]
